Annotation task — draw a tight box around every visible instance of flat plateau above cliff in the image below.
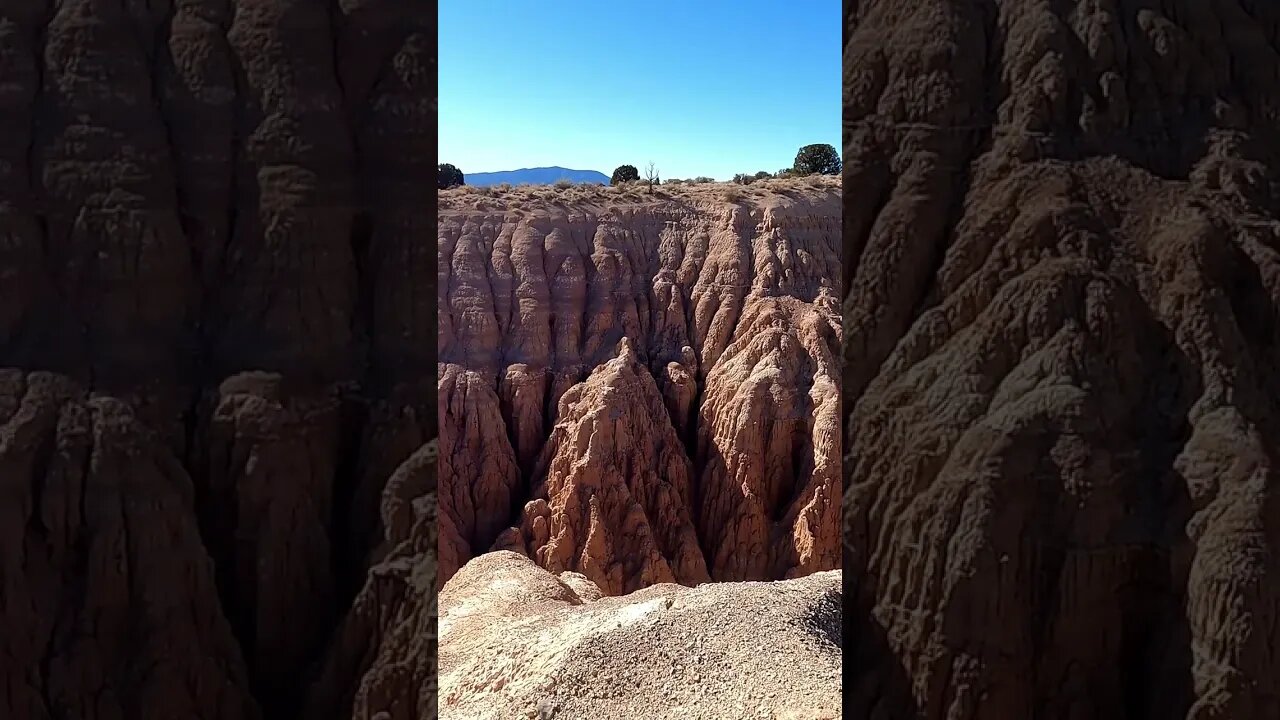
[439,175,841,214]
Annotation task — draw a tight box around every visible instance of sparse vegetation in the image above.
[553,178,573,189]
[436,172,839,213]
[644,161,659,193]
[439,163,465,188]
[611,164,639,185]
[792,144,841,176]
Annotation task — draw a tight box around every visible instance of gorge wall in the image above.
[0,2,436,719]
[844,1,1280,718]
[437,181,843,596]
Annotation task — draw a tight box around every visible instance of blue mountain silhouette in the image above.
[464,166,610,186]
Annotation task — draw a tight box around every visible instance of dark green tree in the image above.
[611,164,640,185]
[753,171,771,180]
[438,163,464,188]
[792,144,841,175]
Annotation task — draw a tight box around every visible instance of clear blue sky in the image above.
[440,1,840,182]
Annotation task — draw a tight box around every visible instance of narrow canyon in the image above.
[437,180,844,717]
[437,181,843,592]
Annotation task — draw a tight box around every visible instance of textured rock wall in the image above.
[844,1,1280,718]
[438,186,843,595]
[0,2,436,718]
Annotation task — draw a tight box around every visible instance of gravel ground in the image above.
[439,552,842,720]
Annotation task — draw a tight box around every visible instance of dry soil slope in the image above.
[0,2,436,719]
[438,551,842,720]
[845,1,1280,718]
[438,181,843,596]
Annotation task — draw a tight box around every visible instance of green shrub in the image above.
[438,163,464,188]
[792,144,841,175]
[610,165,640,185]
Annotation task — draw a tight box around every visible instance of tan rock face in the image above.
[438,551,843,720]
[437,181,843,594]
[845,2,1280,718]
[0,2,435,718]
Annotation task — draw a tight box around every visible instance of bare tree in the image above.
[645,161,659,193]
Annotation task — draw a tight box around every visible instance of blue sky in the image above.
[440,1,840,182]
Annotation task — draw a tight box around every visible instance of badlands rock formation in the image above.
[438,551,842,720]
[0,2,435,719]
[437,179,843,594]
[845,1,1280,718]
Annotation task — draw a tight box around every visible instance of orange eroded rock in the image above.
[438,182,843,592]
[517,337,709,595]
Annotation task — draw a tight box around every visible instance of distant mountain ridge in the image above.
[464,166,610,186]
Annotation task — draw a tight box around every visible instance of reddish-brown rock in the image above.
[192,372,343,702]
[0,371,258,720]
[438,363,520,583]
[438,180,843,593]
[511,337,710,595]
[845,1,1280,717]
[306,441,438,720]
[0,1,435,718]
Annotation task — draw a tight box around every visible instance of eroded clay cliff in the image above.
[0,2,435,719]
[437,180,843,595]
[845,1,1280,718]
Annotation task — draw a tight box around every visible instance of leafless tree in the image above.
[645,161,659,193]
